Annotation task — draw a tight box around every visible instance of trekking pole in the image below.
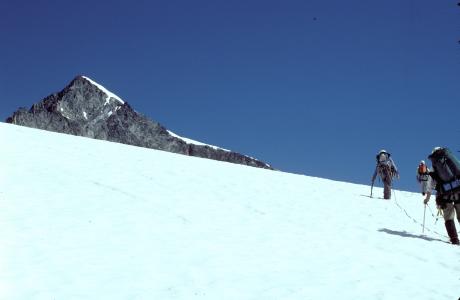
[422,204,427,234]
[370,182,374,198]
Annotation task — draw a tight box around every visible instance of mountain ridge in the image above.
[6,75,272,169]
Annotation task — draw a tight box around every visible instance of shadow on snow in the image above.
[359,194,386,200]
[378,228,446,243]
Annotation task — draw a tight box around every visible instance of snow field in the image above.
[0,123,458,300]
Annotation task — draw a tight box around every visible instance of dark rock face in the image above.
[7,76,272,169]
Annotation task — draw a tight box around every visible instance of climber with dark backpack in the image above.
[423,147,460,245]
[371,149,399,199]
[428,147,460,193]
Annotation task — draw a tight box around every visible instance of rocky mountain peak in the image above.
[41,75,124,123]
[6,76,272,170]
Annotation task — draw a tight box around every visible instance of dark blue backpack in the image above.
[428,147,460,194]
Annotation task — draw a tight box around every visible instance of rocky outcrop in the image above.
[6,76,272,169]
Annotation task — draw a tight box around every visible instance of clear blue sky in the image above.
[1,0,459,193]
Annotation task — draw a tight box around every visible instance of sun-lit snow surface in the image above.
[0,122,459,300]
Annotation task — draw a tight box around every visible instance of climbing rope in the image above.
[426,204,443,225]
[391,188,448,239]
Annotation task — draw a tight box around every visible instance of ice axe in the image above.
[422,204,427,234]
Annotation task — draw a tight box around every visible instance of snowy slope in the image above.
[0,122,458,300]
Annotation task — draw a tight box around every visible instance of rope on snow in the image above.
[391,189,449,239]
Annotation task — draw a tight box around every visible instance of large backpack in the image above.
[428,147,460,194]
[376,152,396,179]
